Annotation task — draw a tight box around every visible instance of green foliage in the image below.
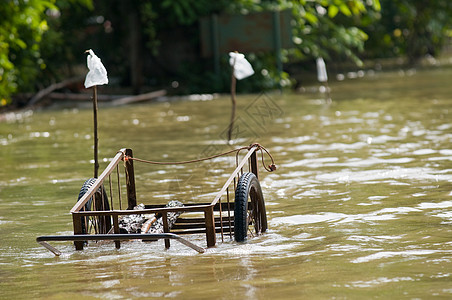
[362,0,452,63]
[0,0,56,104]
[287,0,379,65]
[221,0,379,89]
[6,0,452,101]
[160,0,214,25]
[0,0,93,105]
[40,0,93,79]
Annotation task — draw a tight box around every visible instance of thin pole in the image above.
[227,56,237,142]
[93,85,99,178]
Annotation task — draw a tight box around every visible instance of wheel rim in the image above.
[247,188,262,238]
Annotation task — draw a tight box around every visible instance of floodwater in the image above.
[1,67,452,299]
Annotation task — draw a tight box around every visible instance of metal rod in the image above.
[250,150,259,179]
[124,149,137,209]
[37,234,205,254]
[204,207,216,247]
[117,164,122,210]
[113,215,120,249]
[108,174,114,210]
[226,187,232,239]
[162,212,170,249]
[219,197,224,242]
[38,241,62,256]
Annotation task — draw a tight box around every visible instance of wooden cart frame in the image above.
[37,144,272,255]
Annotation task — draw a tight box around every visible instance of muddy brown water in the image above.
[1,67,452,299]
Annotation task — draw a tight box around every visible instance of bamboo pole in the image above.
[92,85,99,178]
[227,55,237,143]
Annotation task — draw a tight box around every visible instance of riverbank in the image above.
[2,51,452,119]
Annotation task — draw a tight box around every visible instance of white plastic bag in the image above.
[84,49,108,88]
[229,52,254,80]
[316,57,328,83]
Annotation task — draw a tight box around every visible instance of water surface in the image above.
[1,67,452,299]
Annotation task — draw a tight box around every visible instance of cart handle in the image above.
[37,233,205,255]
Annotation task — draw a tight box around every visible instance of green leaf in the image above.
[304,12,318,24]
[339,4,352,16]
[328,5,339,18]
[373,0,381,11]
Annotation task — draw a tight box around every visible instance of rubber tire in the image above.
[234,172,267,242]
[77,178,111,234]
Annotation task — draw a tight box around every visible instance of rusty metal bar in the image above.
[124,149,137,210]
[117,164,122,210]
[38,241,62,256]
[108,174,114,210]
[233,177,236,196]
[162,212,170,249]
[226,187,233,239]
[72,214,84,250]
[113,215,120,249]
[36,234,205,254]
[219,197,224,242]
[250,150,259,179]
[204,206,216,247]
[72,204,216,217]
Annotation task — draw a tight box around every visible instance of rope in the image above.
[124,143,276,172]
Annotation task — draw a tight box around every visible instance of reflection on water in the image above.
[1,68,452,298]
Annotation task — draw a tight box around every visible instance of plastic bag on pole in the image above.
[316,57,328,83]
[84,49,108,88]
[229,52,254,80]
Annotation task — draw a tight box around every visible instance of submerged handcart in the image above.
[37,143,276,255]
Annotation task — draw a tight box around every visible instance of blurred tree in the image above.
[40,0,94,80]
[363,0,452,64]
[0,0,93,106]
[9,0,452,102]
[207,0,380,91]
[0,0,57,104]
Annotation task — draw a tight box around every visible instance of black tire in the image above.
[77,178,111,234]
[234,172,268,242]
